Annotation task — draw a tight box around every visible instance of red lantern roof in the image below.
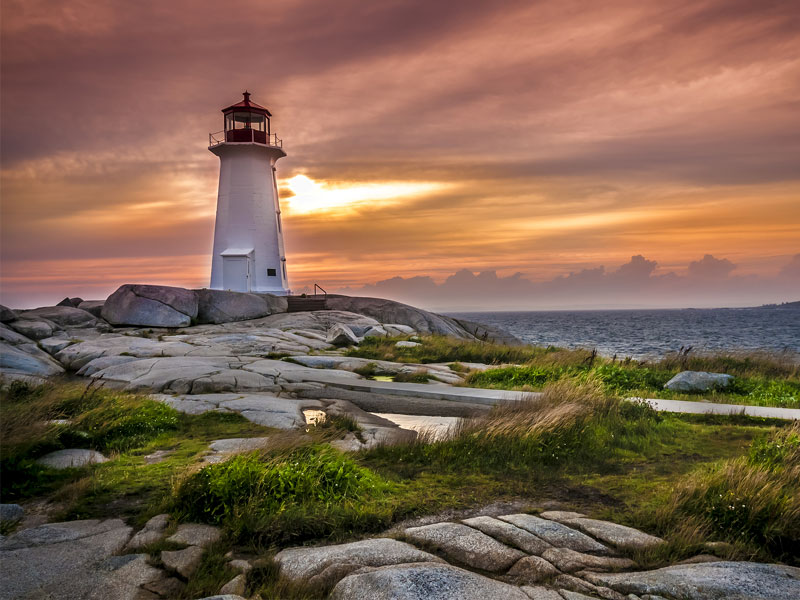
[221,91,272,116]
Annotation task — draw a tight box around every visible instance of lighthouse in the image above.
[208,92,289,294]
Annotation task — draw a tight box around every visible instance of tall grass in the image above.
[0,380,179,499]
[346,335,592,366]
[365,377,663,473]
[654,422,800,562]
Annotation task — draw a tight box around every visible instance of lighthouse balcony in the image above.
[209,129,283,148]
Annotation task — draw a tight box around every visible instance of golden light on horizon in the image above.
[283,174,447,214]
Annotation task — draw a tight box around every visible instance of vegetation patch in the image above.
[652,423,800,561]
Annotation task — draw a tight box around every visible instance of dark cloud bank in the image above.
[336,254,800,311]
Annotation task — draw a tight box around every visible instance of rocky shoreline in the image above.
[1,285,798,599]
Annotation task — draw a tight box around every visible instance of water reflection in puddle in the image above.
[303,409,326,426]
[371,413,460,440]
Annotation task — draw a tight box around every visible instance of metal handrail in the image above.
[313,283,327,299]
[208,130,283,148]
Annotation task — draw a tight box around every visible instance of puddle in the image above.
[303,409,327,426]
[371,413,460,440]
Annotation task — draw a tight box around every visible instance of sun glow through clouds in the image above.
[284,174,445,214]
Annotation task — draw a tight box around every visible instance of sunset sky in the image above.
[1,0,798,310]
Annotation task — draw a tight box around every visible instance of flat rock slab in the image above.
[499,514,608,554]
[541,547,635,573]
[166,523,222,548]
[403,522,526,572]
[330,562,532,600]
[541,515,664,551]
[155,393,318,429]
[275,538,443,581]
[36,449,109,469]
[462,515,552,555]
[583,561,800,600]
[0,519,136,600]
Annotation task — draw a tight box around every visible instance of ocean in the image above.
[447,307,800,359]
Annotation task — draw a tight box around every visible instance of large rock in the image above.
[327,323,360,346]
[462,516,552,555]
[77,300,105,318]
[36,449,109,469]
[19,306,98,328]
[195,289,287,324]
[7,316,60,340]
[102,284,199,327]
[326,295,474,338]
[0,519,139,600]
[403,522,526,572]
[664,371,734,393]
[498,515,608,554]
[330,562,531,600]
[539,513,664,551]
[1,337,65,380]
[0,304,17,322]
[583,561,800,600]
[275,538,443,583]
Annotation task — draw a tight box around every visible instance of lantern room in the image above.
[220,91,275,145]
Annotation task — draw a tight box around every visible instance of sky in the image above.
[1,0,798,310]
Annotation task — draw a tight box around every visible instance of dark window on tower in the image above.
[267,268,277,276]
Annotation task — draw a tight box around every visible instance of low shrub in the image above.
[173,445,388,525]
[66,395,179,451]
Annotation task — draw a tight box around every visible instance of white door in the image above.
[222,257,249,292]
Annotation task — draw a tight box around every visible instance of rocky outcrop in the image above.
[18,306,98,328]
[664,371,734,392]
[0,518,152,600]
[539,512,664,551]
[195,289,287,324]
[77,300,105,318]
[498,514,609,554]
[275,538,444,582]
[0,323,65,381]
[326,323,360,346]
[331,562,532,600]
[403,523,526,572]
[326,295,476,339]
[0,304,17,322]
[583,561,800,599]
[102,284,199,327]
[461,516,552,555]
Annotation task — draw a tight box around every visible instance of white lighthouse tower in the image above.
[208,92,289,294]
